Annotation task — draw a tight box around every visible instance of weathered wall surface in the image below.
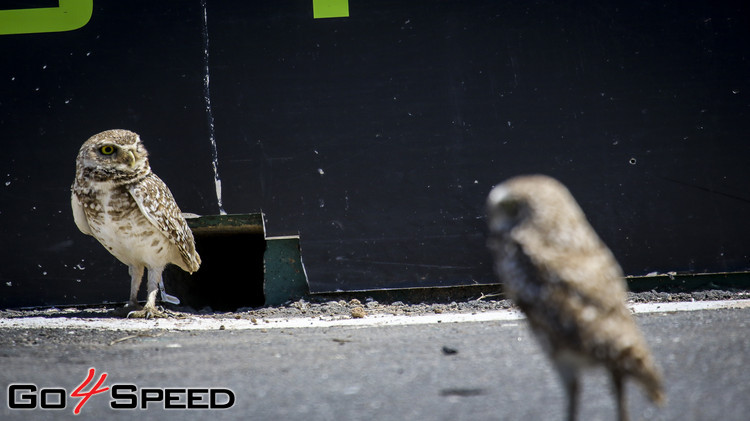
[1,1,748,307]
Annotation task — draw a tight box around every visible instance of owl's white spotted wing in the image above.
[515,231,629,323]
[510,202,629,313]
[127,173,200,273]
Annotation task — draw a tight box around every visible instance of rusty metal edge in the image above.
[185,212,265,235]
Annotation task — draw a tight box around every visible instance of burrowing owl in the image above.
[71,129,200,318]
[486,175,664,421]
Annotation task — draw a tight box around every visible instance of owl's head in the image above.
[487,176,537,236]
[487,174,594,250]
[76,129,151,181]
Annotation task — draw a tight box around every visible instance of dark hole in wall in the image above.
[164,230,266,311]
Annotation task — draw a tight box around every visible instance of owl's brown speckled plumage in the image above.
[486,175,663,421]
[72,129,200,318]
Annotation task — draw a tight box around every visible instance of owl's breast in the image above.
[493,240,542,304]
[82,186,180,268]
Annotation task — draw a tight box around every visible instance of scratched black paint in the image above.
[0,1,748,307]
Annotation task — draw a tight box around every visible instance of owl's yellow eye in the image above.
[100,145,115,155]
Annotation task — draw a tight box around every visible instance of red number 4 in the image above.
[70,368,110,415]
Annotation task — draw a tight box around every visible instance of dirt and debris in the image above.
[350,306,367,318]
[0,289,747,323]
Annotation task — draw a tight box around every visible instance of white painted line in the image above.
[630,299,750,313]
[0,309,526,332]
[0,299,748,332]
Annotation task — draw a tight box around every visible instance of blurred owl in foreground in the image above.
[486,175,663,421]
[71,129,200,318]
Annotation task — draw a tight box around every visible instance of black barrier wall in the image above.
[1,1,748,307]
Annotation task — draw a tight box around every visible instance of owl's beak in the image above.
[126,150,137,167]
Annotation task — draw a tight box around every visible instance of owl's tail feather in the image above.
[187,253,201,273]
[178,249,201,274]
[642,370,665,406]
[633,355,666,406]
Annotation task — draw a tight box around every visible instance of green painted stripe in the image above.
[0,0,93,35]
[313,0,349,19]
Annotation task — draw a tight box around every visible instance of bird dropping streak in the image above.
[200,0,226,215]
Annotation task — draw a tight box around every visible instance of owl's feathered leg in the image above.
[127,266,167,319]
[612,370,629,421]
[555,362,580,421]
[112,265,144,317]
[128,265,144,306]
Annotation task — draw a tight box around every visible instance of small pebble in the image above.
[350,307,366,318]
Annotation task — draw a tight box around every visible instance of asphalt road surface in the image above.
[1,306,748,420]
